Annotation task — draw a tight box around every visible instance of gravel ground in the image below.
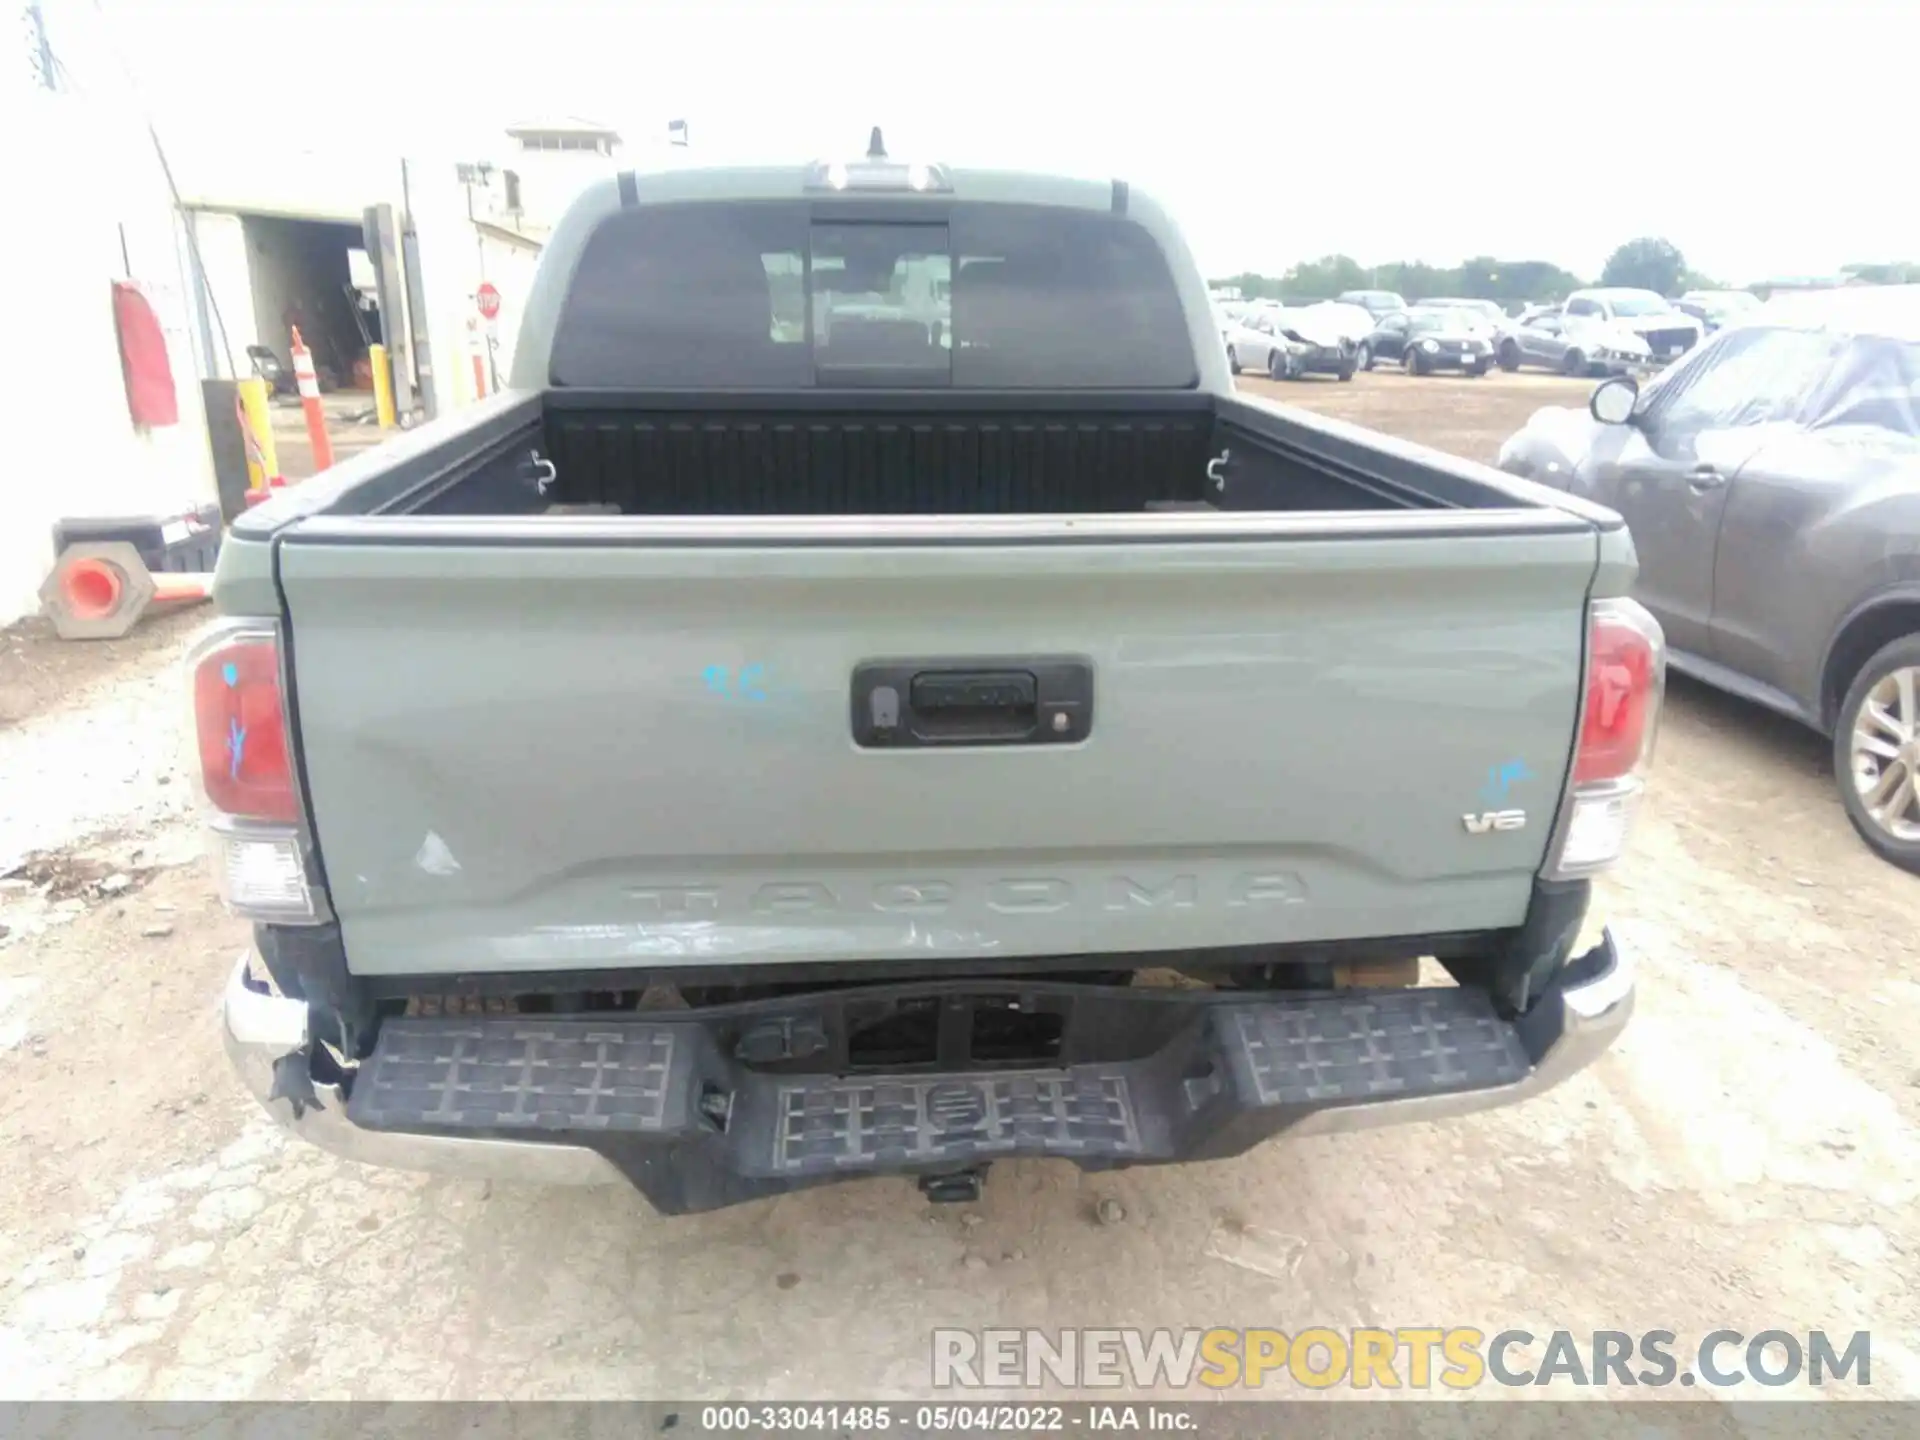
[2,372,1916,1403]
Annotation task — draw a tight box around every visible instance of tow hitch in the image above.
[919,1168,988,1205]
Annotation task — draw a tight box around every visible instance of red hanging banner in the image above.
[111,280,179,428]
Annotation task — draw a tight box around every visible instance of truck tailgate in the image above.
[275,513,1596,977]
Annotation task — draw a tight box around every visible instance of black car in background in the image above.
[1357,306,1496,376]
[1336,289,1407,319]
[1419,297,1510,329]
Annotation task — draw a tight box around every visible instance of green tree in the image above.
[1458,258,1586,305]
[1210,271,1290,301]
[1600,237,1687,295]
[1211,256,1591,308]
[1274,255,1371,300]
[1841,262,1920,285]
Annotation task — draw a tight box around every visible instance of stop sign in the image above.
[476,282,502,321]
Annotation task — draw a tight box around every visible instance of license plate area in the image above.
[841,993,1069,1072]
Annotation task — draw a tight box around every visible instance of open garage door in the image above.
[239,215,377,393]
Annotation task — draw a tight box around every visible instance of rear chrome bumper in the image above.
[221,929,1634,1202]
[221,957,622,1185]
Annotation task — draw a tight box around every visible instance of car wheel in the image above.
[1466,361,1488,377]
[1226,346,1241,375]
[1402,348,1424,377]
[1268,347,1288,380]
[1336,358,1356,382]
[1497,341,1521,372]
[1356,342,1373,371]
[1834,634,1920,873]
[1561,348,1587,378]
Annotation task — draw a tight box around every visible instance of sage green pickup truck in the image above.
[202,144,1659,1213]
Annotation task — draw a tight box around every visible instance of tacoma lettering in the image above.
[626,873,1309,916]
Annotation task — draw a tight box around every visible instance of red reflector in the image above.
[1574,605,1662,785]
[193,634,297,822]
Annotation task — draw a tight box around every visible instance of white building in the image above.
[453,118,630,382]
[2,22,685,628]
[4,3,216,626]
[177,115,640,411]
[497,117,626,236]
[175,148,396,392]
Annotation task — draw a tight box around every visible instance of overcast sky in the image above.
[91,0,1917,284]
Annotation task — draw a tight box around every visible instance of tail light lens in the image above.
[192,630,296,822]
[1574,602,1663,784]
[187,624,320,922]
[1550,597,1666,878]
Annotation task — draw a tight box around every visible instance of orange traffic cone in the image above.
[40,541,211,640]
[290,325,335,472]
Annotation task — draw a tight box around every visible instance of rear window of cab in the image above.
[550,201,1198,389]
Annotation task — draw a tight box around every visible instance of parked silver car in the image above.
[1263,303,1363,379]
[1497,285,1920,870]
[1223,307,1313,379]
[1565,288,1704,362]
[1496,310,1654,377]
[1212,300,1251,332]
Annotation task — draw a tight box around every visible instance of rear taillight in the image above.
[187,624,320,922]
[1549,597,1666,878]
[1573,604,1662,784]
[192,631,296,822]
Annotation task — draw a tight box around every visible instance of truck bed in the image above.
[535,402,1220,515]
[288,389,1534,523]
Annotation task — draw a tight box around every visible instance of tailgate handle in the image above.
[913,670,1035,715]
[852,658,1093,748]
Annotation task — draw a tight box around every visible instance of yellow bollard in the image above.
[369,343,397,431]
[236,378,279,492]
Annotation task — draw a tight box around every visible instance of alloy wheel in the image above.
[1851,665,1920,842]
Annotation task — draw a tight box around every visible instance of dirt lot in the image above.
[2,371,1917,1403]
[271,391,390,481]
[1239,367,1592,464]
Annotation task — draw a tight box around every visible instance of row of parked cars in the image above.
[1215,287,1765,383]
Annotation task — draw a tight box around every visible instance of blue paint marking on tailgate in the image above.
[1481,759,1534,804]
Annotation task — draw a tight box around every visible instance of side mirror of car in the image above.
[1590,376,1639,425]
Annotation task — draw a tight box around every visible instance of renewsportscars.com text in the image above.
[931,1327,1871,1391]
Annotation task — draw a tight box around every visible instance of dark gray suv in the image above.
[1497,287,1920,870]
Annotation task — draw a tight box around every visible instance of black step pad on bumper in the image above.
[347,985,1533,1181]
[1223,990,1529,1106]
[774,1072,1142,1175]
[350,1020,685,1133]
